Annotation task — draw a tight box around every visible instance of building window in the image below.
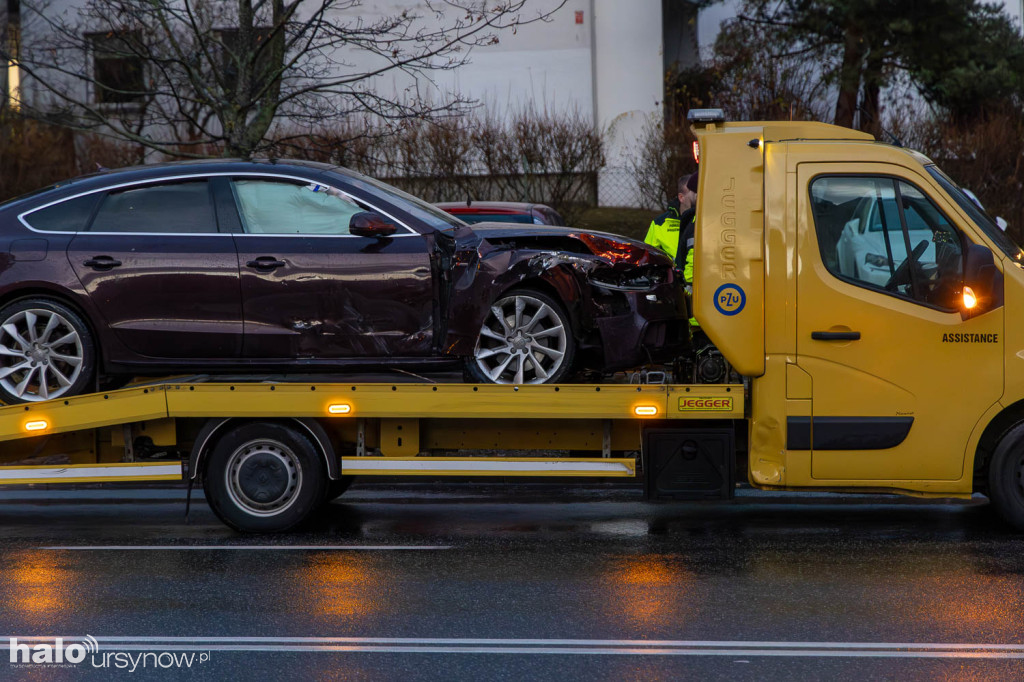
[87,32,145,104]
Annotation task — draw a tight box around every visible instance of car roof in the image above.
[435,201,546,214]
[0,159,352,208]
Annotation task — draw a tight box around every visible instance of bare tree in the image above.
[7,0,565,158]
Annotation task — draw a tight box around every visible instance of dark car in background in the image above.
[436,201,566,226]
[0,161,687,402]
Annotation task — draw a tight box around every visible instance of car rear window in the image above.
[22,193,102,232]
[89,181,217,233]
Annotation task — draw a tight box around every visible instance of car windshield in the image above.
[337,170,466,230]
[926,165,1024,263]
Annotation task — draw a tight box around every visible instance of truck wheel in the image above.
[322,476,356,504]
[204,422,327,532]
[987,423,1024,530]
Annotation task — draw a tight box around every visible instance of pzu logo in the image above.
[713,284,746,316]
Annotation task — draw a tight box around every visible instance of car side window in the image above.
[810,175,964,311]
[22,193,102,232]
[89,181,217,233]
[231,179,364,235]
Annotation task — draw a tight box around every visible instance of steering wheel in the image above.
[884,239,929,291]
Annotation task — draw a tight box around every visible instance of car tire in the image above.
[0,298,95,404]
[466,288,575,384]
[987,423,1024,530]
[203,422,327,532]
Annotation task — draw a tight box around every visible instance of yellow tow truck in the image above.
[3,109,1023,533]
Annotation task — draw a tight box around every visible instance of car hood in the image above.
[447,223,671,267]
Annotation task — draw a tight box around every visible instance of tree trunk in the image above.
[860,51,885,137]
[222,0,286,158]
[834,28,866,129]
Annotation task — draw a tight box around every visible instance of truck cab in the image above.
[690,113,1023,515]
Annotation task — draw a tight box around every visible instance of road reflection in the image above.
[600,555,694,629]
[295,553,388,619]
[2,550,76,625]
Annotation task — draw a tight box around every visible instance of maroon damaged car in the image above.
[0,161,688,402]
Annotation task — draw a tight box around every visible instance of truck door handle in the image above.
[83,256,122,270]
[812,331,861,341]
[246,257,287,270]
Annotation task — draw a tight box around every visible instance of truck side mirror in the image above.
[962,243,1003,317]
[350,212,398,238]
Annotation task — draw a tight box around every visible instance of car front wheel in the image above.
[0,298,95,404]
[467,289,575,384]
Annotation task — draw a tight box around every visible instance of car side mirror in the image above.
[350,212,398,238]
[962,243,1003,318]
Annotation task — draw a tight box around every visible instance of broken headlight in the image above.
[589,266,671,291]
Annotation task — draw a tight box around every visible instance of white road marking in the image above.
[3,637,1023,659]
[41,545,451,551]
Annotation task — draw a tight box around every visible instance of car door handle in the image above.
[83,256,122,270]
[246,257,287,270]
[811,331,861,341]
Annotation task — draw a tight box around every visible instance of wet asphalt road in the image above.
[1,482,1024,680]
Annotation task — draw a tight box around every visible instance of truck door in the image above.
[794,164,1003,481]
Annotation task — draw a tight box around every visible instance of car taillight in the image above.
[576,233,650,264]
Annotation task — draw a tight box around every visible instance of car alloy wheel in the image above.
[0,307,86,401]
[474,292,570,384]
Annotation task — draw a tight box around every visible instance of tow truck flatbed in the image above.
[0,381,744,511]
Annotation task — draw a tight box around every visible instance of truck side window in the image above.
[810,176,963,311]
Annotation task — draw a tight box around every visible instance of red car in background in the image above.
[436,201,566,226]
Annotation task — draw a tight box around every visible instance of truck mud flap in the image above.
[643,426,735,500]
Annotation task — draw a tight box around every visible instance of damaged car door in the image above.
[226,175,435,359]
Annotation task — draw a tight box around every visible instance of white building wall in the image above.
[592,0,663,206]
[324,0,594,119]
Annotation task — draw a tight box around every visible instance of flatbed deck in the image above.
[0,381,745,484]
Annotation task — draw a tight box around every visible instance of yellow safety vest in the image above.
[643,207,681,259]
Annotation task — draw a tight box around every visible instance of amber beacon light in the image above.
[24,419,49,432]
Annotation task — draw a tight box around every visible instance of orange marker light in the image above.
[327,403,352,415]
[634,405,659,417]
[963,286,978,310]
[24,420,48,432]
[692,140,700,164]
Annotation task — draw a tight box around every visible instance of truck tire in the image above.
[204,422,327,532]
[987,423,1024,530]
[322,476,356,504]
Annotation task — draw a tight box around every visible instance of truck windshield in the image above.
[926,165,1024,263]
